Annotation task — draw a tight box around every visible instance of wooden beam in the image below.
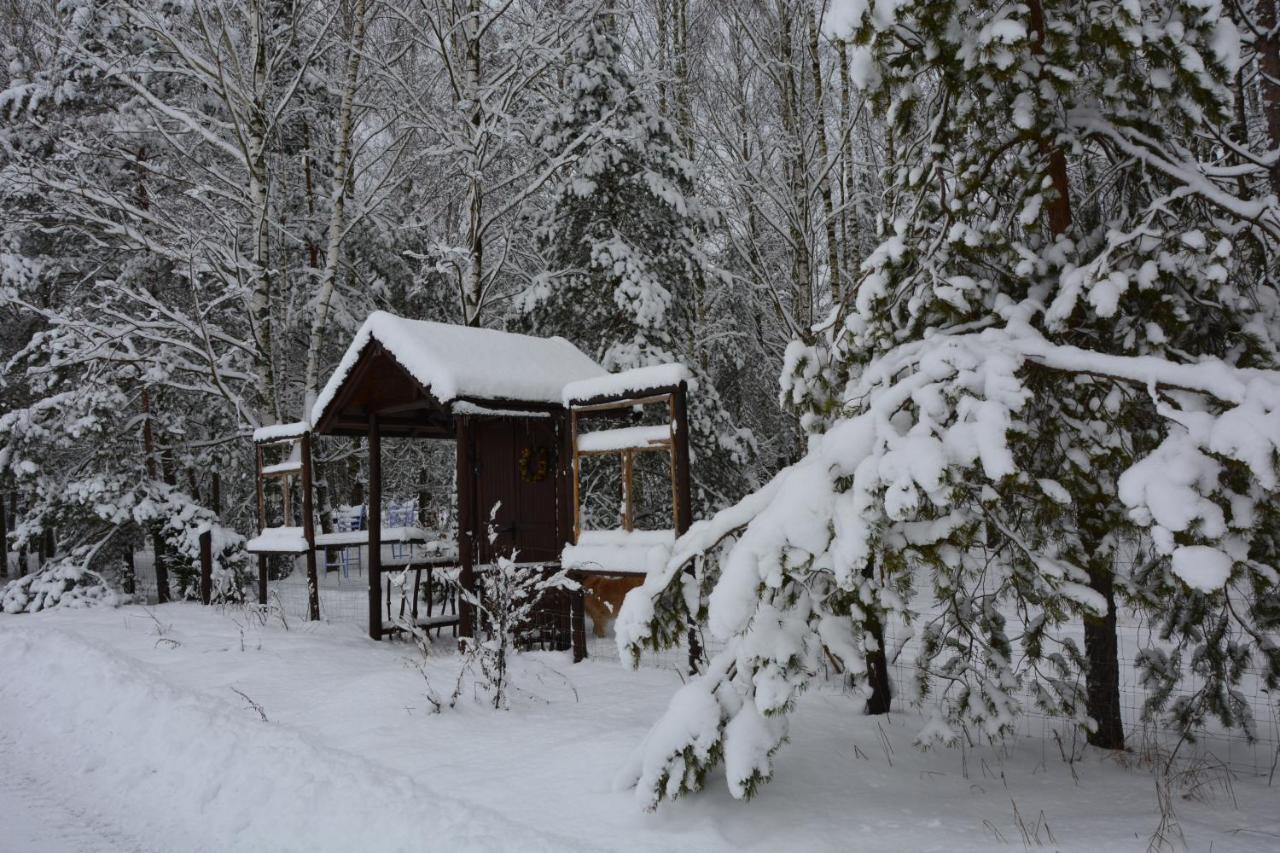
[575,443,672,458]
[557,411,573,549]
[569,391,676,412]
[456,415,475,641]
[671,382,693,536]
[372,399,438,416]
[570,408,581,543]
[671,380,698,672]
[312,341,381,433]
[257,553,268,605]
[452,395,562,415]
[368,414,382,640]
[301,432,319,621]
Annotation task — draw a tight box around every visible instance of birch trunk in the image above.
[672,0,694,158]
[806,3,841,304]
[303,0,369,412]
[247,0,280,423]
[836,38,859,279]
[777,1,813,330]
[463,0,484,326]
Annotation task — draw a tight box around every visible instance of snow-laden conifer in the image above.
[616,0,1280,808]
[526,9,755,511]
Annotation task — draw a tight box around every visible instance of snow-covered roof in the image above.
[562,363,692,405]
[252,421,309,443]
[311,312,607,425]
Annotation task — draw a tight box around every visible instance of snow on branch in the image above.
[615,311,1280,807]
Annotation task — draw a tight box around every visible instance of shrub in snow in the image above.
[0,322,249,606]
[1,553,124,613]
[452,557,575,710]
[615,0,1280,809]
[450,508,576,709]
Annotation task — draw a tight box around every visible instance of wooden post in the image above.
[198,529,212,604]
[211,472,221,515]
[301,432,319,621]
[456,415,475,641]
[257,554,268,605]
[368,414,383,640]
[0,490,7,578]
[671,383,693,536]
[571,578,587,663]
[622,449,634,532]
[671,382,699,671]
[570,409,581,543]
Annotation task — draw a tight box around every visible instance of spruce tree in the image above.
[527,10,754,513]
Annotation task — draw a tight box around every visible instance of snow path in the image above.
[0,731,159,853]
[0,623,592,853]
[1,605,1277,852]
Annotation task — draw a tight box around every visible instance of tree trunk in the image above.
[318,470,337,571]
[1084,557,1125,749]
[302,0,368,410]
[806,4,841,304]
[0,489,7,578]
[152,531,169,603]
[672,0,694,159]
[1027,0,1121,747]
[1257,0,1280,197]
[462,0,485,326]
[141,389,170,603]
[863,618,892,715]
[349,437,365,511]
[836,38,859,278]
[863,557,891,714]
[247,0,280,421]
[656,0,670,117]
[122,545,136,596]
[417,467,431,526]
[15,492,26,576]
[1027,0,1072,234]
[776,2,813,330]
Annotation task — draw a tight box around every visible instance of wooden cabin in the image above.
[245,312,692,660]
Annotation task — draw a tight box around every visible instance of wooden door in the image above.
[472,416,564,564]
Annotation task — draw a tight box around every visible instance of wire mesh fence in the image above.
[878,612,1279,781]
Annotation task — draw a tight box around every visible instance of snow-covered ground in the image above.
[1,603,1277,853]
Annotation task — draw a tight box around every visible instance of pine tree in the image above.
[616,0,1280,807]
[526,10,754,512]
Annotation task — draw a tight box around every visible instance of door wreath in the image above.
[519,446,549,483]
